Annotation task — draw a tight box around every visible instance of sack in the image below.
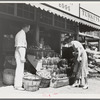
[3,69,15,85]
[36,60,42,71]
[27,55,38,68]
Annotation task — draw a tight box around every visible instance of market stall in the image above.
[86,48,100,78]
[1,3,100,93]
[22,53,70,91]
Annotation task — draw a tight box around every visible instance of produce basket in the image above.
[36,70,51,88]
[50,76,69,88]
[39,77,51,88]
[23,74,41,92]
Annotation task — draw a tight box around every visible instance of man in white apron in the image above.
[14,24,30,90]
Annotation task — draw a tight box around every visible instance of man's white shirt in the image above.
[15,29,27,48]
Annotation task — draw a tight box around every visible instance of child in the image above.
[57,59,68,74]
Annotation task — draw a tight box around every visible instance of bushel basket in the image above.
[39,77,51,88]
[23,74,41,92]
[36,70,51,88]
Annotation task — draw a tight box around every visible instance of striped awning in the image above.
[26,3,100,30]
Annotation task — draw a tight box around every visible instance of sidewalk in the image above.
[0,77,100,99]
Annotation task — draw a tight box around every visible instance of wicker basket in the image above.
[23,75,41,92]
[39,77,51,88]
[36,70,51,88]
[50,77,69,88]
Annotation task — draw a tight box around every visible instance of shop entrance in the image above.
[0,19,24,71]
[39,27,61,54]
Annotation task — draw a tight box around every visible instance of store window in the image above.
[17,4,34,20]
[0,3,14,15]
[37,8,53,25]
[54,15,65,29]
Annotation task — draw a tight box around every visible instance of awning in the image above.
[26,3,100,30]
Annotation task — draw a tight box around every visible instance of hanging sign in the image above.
[45,3,79,17]
[80,8,100,25]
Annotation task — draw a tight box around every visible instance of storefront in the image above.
[30,3,100,53]
[0,3,100,71]
[0,3,78,56]
[0,3,36,70]
[79,7,100,50]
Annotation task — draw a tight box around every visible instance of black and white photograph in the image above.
[0,1,100,98]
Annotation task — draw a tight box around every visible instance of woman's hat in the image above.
[63,33,74,43]
[65,33,74,39]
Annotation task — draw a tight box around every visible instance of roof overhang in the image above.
[26,3,100,30]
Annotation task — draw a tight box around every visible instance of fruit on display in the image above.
[28,45,39,50]
[24,72,41,82]
[41,57,59,74]
[36,70,51,79]
[42,58,47,66]
[28,44,51,51]
[24,74,41,80]
[56,74,67,78]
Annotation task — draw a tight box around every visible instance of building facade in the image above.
[0,3,100,70]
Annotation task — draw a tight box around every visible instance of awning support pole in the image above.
[35,22,40,47]
[98,40,100,51]
[76,23,79,40]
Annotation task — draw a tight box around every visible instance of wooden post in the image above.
[85,38,87,49]
[14,4,17,16]
[35,7,40,47]
[52,14,54,26]
[75,23,79,40]
[98,31,100,51]
[98,39,100,51]
[34,7,37,21]
[35,22,40,47]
